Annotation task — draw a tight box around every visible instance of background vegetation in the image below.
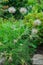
[0,0,43,65]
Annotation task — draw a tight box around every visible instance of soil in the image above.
[36,43,43,54]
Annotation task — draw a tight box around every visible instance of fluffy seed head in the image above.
[8,7,16,13]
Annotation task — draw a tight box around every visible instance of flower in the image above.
[31,28,38,35]
[20,7,27,14]
[33,19,41,26]
[8,7,16,13]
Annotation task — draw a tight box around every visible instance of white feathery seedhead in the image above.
[34,19,41,26]
[31,28,38,35]
[20,7,27,14]
[8,7,16,13]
